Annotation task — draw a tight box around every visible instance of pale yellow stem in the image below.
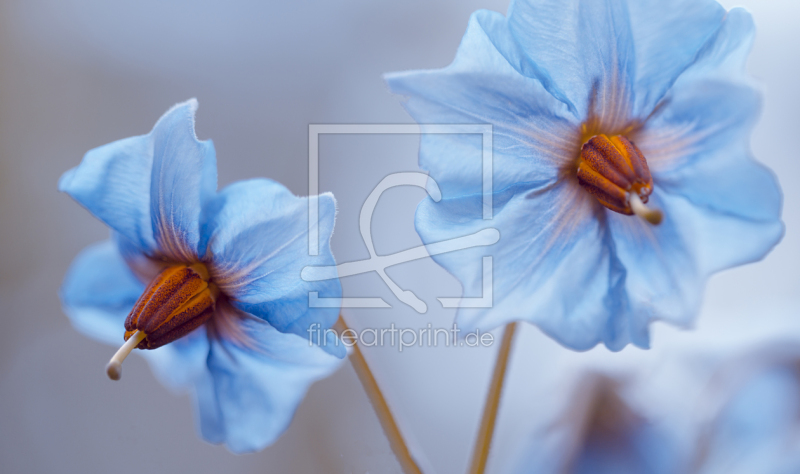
[468,322,518,474]
[335,316,423,474]
[106,330,146,381]
[629,193,663,225]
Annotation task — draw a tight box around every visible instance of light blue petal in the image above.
[718,368,800,446]
[386,1,728,201]
[512,378,682,474]
[59,239,208,391]
[609,187,781,332]
[113,231,168,284]
[644,85,776,226]
[626,0,726,117]
[506,0,636,122]
[59,99,217,261]
[641,9,770,220]
[385,10,578,199]
[58,99,217,261]
[202,179,343,356]
[605,192,700,332]
[144,327,211,393]
[194,310,342,453]
[505,0,726,121]
[59,134,158,254]
[669,8,757,85]
[60,240,143,345]
[416,181,638,351]
[699,367,800,473]
[572,423,675,474]
[150,99,217,262]
[614,10,782,329]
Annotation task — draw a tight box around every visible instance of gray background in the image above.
[0,0,798,473]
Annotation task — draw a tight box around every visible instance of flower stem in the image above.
[468,322,518,474]
[335,315,423,474]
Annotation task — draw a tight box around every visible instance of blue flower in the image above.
[516,375,680,474]
[512,346,800,474]
[59,99,343,452]
[386,0,783,350]
[694,352,800,474]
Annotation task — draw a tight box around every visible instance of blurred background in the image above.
[0,0,798,473]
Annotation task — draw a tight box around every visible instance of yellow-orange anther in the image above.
[123,263,218,349]
[577,134,654,216]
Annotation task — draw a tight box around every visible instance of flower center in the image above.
[577,134,662,225]
[106,263,219,380]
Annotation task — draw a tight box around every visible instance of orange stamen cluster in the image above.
[577,134,654,216]
[124,263,218,349]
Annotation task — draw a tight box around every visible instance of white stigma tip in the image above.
[105,330,146,381]
[629,193,663,226]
